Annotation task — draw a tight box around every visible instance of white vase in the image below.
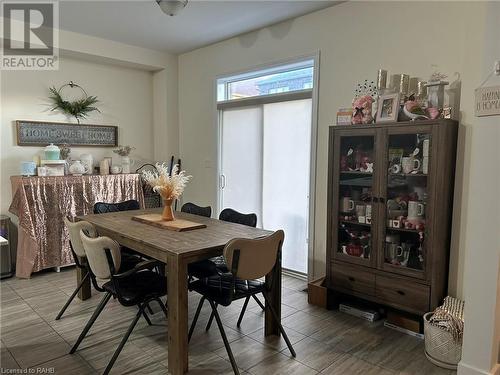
[121,156,132,174]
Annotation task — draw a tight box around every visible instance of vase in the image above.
[162,199,175,221]
[121,156,134,174]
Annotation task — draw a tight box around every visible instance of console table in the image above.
[9,174,145,278]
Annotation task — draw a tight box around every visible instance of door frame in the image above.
[214,52,320,277]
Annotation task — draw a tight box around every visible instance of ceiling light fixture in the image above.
[156,0,188,16]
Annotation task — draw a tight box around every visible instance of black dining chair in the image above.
[181,202,212,218]
[70,230,168,375]
[55,217,144,321]
[188,230,295,375]
[188,208,264,331]
[93,199,141,214]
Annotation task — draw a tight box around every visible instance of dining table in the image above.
[77,208,280,375]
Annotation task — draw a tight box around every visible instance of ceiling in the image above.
[59,1,337,54]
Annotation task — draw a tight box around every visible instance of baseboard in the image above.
[282,268,307,280]
[458,361,493,375]
[491,363,500,375]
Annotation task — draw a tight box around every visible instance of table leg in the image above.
[76,266,91,301]
[265,249,282,336]
[167,256,189,375]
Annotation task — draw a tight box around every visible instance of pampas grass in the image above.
[142,163,191,201]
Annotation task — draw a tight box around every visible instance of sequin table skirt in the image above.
[9,174,145,278]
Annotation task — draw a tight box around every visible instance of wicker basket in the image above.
[423,312,462,369]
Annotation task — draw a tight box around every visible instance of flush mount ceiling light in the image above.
[156,0,188,16]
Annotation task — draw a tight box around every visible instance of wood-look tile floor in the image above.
[0,268,455,375]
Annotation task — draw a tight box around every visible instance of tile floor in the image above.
[0,268,455,374]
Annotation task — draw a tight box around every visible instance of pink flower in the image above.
[405,100,419,112]
[426,107,440,119]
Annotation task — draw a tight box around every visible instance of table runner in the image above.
[9,174,145,278]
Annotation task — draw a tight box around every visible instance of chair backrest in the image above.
[80,230,121,280]
[219,208,257,228]
[64,217,97,258]
[223,230,284,280]
[93,200,140,214]
[181,202,212,218]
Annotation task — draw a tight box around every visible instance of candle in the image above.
[377,69,387,90]
[409,77,419,95]
[417,81,427,98]
[399,74,410,95]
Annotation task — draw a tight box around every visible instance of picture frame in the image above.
[16,120,118,147]
[376,93,400,123]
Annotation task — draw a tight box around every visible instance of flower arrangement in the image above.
[142,163,192,220]
[59,144,71,160]
[113,145,135,157]
[352,80,377,125]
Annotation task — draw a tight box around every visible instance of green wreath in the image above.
[49,81,99,123]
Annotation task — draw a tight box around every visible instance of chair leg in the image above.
[103,304,143,375]
[55,272,89,320]
[70,292,112,354]
[252,294,265,311]
[236,296,250,327]
[146,303,154,315]
[155,298,168,319]
[261,292,296,357]
[142,309,152,326]
[205,302,217,332]
[188,297,205,343]
[207,299,239,375]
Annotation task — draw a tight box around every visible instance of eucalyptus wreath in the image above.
[49,81,99,123]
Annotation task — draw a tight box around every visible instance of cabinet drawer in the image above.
[331,263,375,296]
[375,275,430,314]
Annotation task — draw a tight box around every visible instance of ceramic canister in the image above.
[44,144,60,160]
[20,161,37,176]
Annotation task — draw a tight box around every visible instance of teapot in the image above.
[69,160,89,176]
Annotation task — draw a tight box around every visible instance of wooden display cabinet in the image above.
[326,120,458,315]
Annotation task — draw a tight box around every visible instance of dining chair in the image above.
[55,218,97,320]
[188,230,295,374]
[70,230,168,375]
[188,208,264,331]
[181,202,212,217]
[56,218,144,320]
[93,199,140,214]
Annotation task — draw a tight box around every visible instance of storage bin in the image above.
[423,312,462,369]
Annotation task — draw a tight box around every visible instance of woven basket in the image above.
[423,312,462,369]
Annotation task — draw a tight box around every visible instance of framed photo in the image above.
[16,120,118,147]
[376,93,400,123]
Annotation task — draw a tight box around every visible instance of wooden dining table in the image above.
[77,208,280,375]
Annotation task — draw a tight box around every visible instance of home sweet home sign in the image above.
[475,85,500,117]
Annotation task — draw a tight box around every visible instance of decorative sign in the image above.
[16,120,118,147]
[475,85,500,117]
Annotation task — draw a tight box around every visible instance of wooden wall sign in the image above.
[16,120,118,147]
[475,85,500,117]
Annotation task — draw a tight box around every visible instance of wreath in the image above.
[49,81,99,123]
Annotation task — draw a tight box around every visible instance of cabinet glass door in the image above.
[333,132,377,267]
[380,129,432,278]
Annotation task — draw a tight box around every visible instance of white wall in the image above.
[0,56,154,214]
[458,2,500,374]
[0,29,179,218]
[178,1,486,298]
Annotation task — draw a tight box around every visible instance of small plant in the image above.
[48,82,99,123]
[113,145,135,157]
[142,163,191,201]
[59,144,71,160]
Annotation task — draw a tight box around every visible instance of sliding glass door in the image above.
[220,99,312,274]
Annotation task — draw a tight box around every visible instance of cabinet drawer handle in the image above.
[396,290,405,296]
[348,277,355,282]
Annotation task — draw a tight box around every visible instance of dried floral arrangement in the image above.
[59,144,71,160]
[49,82,99,123]
[142,163,191,201]
[113,145,135,157]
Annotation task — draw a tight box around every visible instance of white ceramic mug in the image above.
[401,157,421,174]
[340,197,355,213]
[408,201,425,218]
